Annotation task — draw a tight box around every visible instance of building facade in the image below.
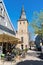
[0,0,15,35]
[16,6,29,49]
[0,0,16,54]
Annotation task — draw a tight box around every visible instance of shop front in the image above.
[0,33,22,54]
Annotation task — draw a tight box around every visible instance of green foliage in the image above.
[1,54,5,60]
[12,48,22,55]
[30,11,43,36]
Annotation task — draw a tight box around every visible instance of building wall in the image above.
[0,1,14,31]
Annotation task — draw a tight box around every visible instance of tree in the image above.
[31,11,43,40]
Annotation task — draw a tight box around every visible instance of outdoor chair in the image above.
[11,56,16,65]
[20,51,26,58]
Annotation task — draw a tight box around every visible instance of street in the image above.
[16,60,43,65]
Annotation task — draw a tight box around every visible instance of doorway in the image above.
[3,43,6,54]
[3,43,11,54]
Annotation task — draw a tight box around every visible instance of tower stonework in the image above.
[16,6,29,49]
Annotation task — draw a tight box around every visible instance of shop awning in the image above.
[0,33,22,44]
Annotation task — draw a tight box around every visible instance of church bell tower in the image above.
[17,6,29,49]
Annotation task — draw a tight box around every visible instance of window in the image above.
[21,37,23,42]
[21,44,23,50]
[5,22,7,26]
[20,22,21,24]
[0,6,5,19]
[23,22,25,24]
[0,6,2,14]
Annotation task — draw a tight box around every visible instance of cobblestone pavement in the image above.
[0,50,43,65]
[27,50,41,57]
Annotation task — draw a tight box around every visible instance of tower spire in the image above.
[22,5,24,12]
[20,5,26,20]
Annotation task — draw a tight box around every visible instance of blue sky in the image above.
[3,0,43,40]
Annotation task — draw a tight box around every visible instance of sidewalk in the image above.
[27,50,41,53]
[0,54,42,65]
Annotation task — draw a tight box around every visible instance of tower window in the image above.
[21,37,23,42]
[23,22,25,24]
[20,22,21,24]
